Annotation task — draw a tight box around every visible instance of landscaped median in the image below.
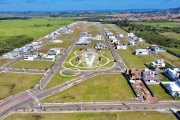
[42,74,134,102]
[5,112,176,120]
[0,73,43,100]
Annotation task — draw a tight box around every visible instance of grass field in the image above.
[133,21,180,28]
[159,74,171,82]
[120,38,129,44]
[117,46,155,69]
[0,73,43,99]
[5,112,176,120]
[0,58,12,67]
[161,32,180,40]
[44,72,82,90]
[148,85,173,101]
[11,61,54,70]
[0,18,74,41]
[42,74,134,102]
[158,52,180,67]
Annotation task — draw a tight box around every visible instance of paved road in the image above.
[98,25,126,72]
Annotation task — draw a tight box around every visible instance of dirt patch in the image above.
[9,84,16,89]
[86,30,93,33]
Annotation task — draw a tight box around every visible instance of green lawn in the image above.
[120,38,129,44]
[42,74,134,102]
[161,32,180,40]
[44,72,82,90]
[148,85,173,101]
[5,112,176,120]
[0,18,74,41]
[11,61,54,70]
[63,46,114,70]
[0,73,43,99]
[158,52,180,67]
[159,74,171,82]
[133,21,180,28]
[0,58,12,67]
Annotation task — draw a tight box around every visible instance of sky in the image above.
[0,0,179,11]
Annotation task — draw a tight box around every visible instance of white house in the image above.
[134,49,149,55]
[166,80,180,97]
[24,54,34,60]
[115,44,127,49]
[128,41,135,46]
[108,36,116,40]
[117,34,124,38]
[111,39,119,43]
[141,69,159,83]
[92,35,103,40]
[150,59,166,68]
[32,40,42,46]
[127,33,135,38]
[164,68,180,81]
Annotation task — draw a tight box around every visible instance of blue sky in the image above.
[0,0,179,11]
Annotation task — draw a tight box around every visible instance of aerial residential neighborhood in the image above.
[0,0,180,120]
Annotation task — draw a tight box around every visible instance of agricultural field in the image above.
[42,74,134,102]
[117,46,155,69]
[0,73,43,99]
[158,52,180,67]
[44,72,82,90]
[133,21,180,28]
[5,112,176,120]
[11,61,54,70]
[148,85,173,101]
[0,18,74,41]
[0,58,12,67]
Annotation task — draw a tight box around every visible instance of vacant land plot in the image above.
[86,25,101,36]
[117,46,154,69]
[120,38,129,44]
[11,61,54,70]
[54,29,81,48]
[161,32,180,40]
[133,21,180,28]
[42,74,134,102]
[0,58,12,67]
[44,72,82,90]
[0,73,43,99]
[158,52,180,67]
[0,18,74,41]
[5,112,176,120]
[149,85,173,100]
[113,25,128,35]
[159,74,171,82]
[136,41,150,48]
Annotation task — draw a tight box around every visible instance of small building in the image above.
[108,36,116,40]
[127,33,135,38]
[141,69,159,82]
[166,80,180,97]
[32,40,42,46]
[76,37,91,46]
[24,54,34,60]
[115,44,127,49]
[96,49,102,52]
[164,67,180,81]
[128,41,135,46]
[134,49,149,55]
[47,48,59,59]
[94,42,106,49]
[92,35,103,40]
[150,59,166,68]
[117,34,124,38]
[111,39,120,44]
